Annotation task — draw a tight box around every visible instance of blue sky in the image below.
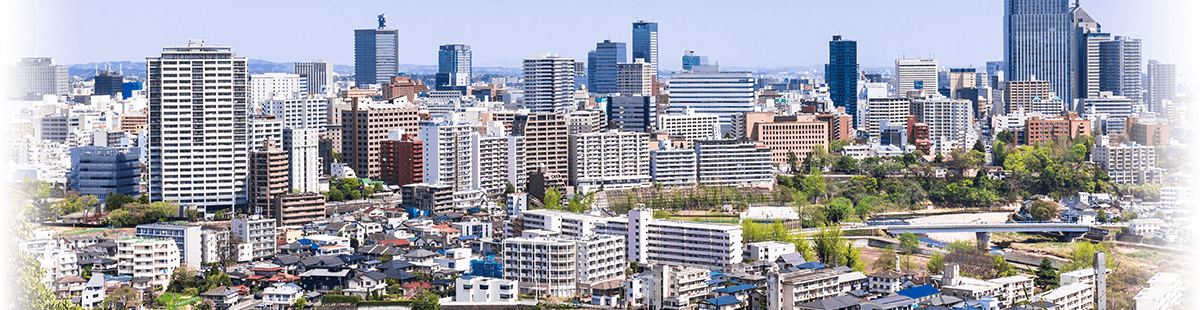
[6,0,1199,73]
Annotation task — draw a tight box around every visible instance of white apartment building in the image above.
[1080,92,1134,119]
[456,276,518,302]
[471,133,508,195]
[747,241,796,263]
[506,135,527,191]
[617,59,654,96]
[524,53,577,115]
[420,122,474,191]
[911,97,978,155]
[502,237,578,297]
[250,72,307,109]
[658,111,720,142]
[576,234,627,289]
[650,144,698,188]
[694,139,773,188]
[568,109,606,135]
[667,65,755,134]
[263,283,304,309]
[992,109,1049,133]
[1135,272,1181,310]
[232,216,277,261]
[116,237,180,290]
[1039,282,1093,310]
[568,130,652,192]
[283,128,320,193]
[134,223,202,270]
[895,58,938,97]
[517,209,743,270]
[294,61,333,96]
[865,98,911,139]
[9,57,69,96]
[1093,142,1161,185]
[147,40,249,212]
[81,273,106,309]
[651,264,712,310]
[263,97,329,134]
[768,268,864,308]
[249,115,284,151]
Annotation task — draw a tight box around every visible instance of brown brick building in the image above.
[381,133,423,188]
[1024,112,1091,146]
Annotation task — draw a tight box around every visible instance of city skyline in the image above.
[6,0,1197,73]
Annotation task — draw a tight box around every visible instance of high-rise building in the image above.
[947,68,977,99]
[1005,0,1073,104]
[632,21,659,75]
[419,121,474,191]
[568,109,606,135]
[470,133,509,195]
[650,143,697,188]
[657,111,720,142]
[523,54,576,114]
[69,146,141,202]
[682,50,708,71]
[248,115,284,152]
[606,95,657,133]
[910,97,978,155]
[513,113,569,190]
[617,59,653,96]
[864,98,912,139]
[381,132,423,188]
[826,35,859,124]
[1145,60,1176,113]
[354,14,400,87]
[7,57,68,96]
[694,139,773,187]
[436,44,471,93]
[250,73,307,109]
[568,130,652,192]
[147,40,249,213]
[587,40,627,94]
[1072,5,1108,100]
[895,58,939,97]
[293,61,333,96]
[94,70,125,98]
[341,102,419,180]
[134,223,201,270]
[382,75,429,102]
[263,97,329,134]
[116,237,180,290]
[1005,79,1053,114]
[1099,36,1142,105]
[249,144,289,216]
[666,65,755,134]
[283,128,320,194]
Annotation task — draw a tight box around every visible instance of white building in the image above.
[283,128,320,193]
[1127,218,1166,237]
[617,59,654,96]
[506,135,527,191]
[1135,272,1181,310]
[694,139,773,188]
[147,40,249,213]
[249,115,285,151]
[134,223,202,270]
[865,98,911,139]
[992,109,1049,133]
[650,142,698,188]
[294,61,333,96]
[895,58,938,97]
[420,122,474,191]
[1039,282,1093,310]
[658,111,720,142]
[8,57,69,96]
[575,234,627,289]
[911,97,977,154]
[456,276,518,302]
[747,241,796,263]
[502,237,578,297]
[568,109,606,135]
[568,130,652,192]
[1093,142,1161,185]
[116,237,180,290]
[471,133,508,195]
[81,273,107,309]
[232,216,277,261]
[523,53,577,115]
[651,264,712,310]
[250,73,307,109]
[263,97,329,134]
[667,65,756,134]
[263,283,304,310]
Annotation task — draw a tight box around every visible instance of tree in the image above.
[997,130,1015,144]
[105,193,136,212]
[137,194,150,204]
[103,287,140,310]
[872,252,897,271]
[898,254,919,271]
[898,232,919,254]
[1028,200,1058,221]
[1035,257,1059,290]
[787,151,800,173]
[567,195,586,213]
[380,254,392,263]
[327,188,344,201]
[372,183,384,193]
[17,251,76,310]
[292,297,308,309]
[412,291,440,310]
[845,242,865,272]
[973,139,986,153]
[836,156,858,172]
[813,227,847,266]
[933,154,944,163]
[504,183,515,195]
[1060,242,1113,272]
[543,187,562,210]
[767,220,791,242]
[822,197,854,223]
[922,252,945,275]
[791,233,816,261]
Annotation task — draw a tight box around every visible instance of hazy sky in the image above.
[6,0,1200,73]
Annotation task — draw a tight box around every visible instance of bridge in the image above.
[798,221,1112,251]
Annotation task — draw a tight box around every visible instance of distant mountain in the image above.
[68,60,520,80]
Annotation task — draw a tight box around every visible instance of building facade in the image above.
[632,21,659,75]
[826,36,858,125]
[524,54,577,115]
[68,146,140,202]
[588,40,627,94]
[354,15,400,86]
[8,57,68,96]
[134,223,201,270]
[568,130,652,192]
[293,61,332,96]
[694,139,774,187]
[667,65,755,134]
[1005,0,1074,104]
[116,238,180,290]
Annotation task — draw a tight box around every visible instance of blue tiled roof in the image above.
[896,284,939,299]
[796,261,827,269]
[707,279,726,285]
[705,295,741,306]
[714,284,758,294]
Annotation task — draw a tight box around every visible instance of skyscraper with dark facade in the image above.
[682,50,708,71]
[587,40,627,95]
[1005,0,1073,104]
[1099,36,1142,105]
[94,70,124,98]
[825,35,858,126]
[354,14,399,87]
[632,21,659,75]
[436,44,471,94]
